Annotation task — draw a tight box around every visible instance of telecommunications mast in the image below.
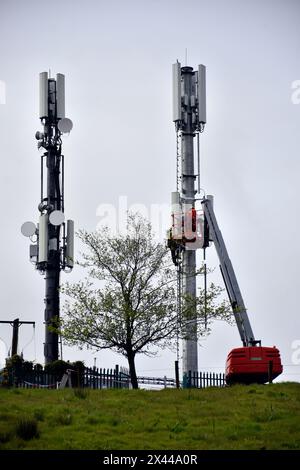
[168,62,282,386]
[168,61,206,383]
[21,72,74,364]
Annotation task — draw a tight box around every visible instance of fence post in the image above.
[115,365,119,389]
[188,370,192,389]
[175,361,180,389]
[192,371,196,388]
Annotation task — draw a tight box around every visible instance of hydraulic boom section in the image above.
[201,196,259,347]
[201,196,282,384]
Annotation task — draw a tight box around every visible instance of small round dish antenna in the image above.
[49,210,65,226]
[58,118,73,134]
[21,221,37,237]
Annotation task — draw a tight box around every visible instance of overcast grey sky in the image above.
[0,0,299,382]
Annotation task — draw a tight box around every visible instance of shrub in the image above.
[22,361,34,373]
[0,368,10,387]
[15,417,39,440]
[6,355,23,369]
[44,360,70,377]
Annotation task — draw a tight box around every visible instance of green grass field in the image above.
[0,383,299,450]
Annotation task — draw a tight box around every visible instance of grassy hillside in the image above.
[0,383,299,450]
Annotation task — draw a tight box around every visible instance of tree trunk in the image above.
[127,351,138,389]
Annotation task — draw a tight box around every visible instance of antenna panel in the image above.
[39,72,48,118]
[38,214,48,263]
[197,64,206,124]
[56,73,65,119]
[172,62,182,122]
[66,219,74,268]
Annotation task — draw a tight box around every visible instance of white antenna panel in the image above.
[172,62,182,122]
[66,219,74,268]
[56,73,65,119]
[197,64,206,124]
[38,214,48,263]
[39,72,48,118]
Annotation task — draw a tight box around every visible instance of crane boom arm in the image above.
[201,197,258,346]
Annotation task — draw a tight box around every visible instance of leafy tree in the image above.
[60,213,231,388]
